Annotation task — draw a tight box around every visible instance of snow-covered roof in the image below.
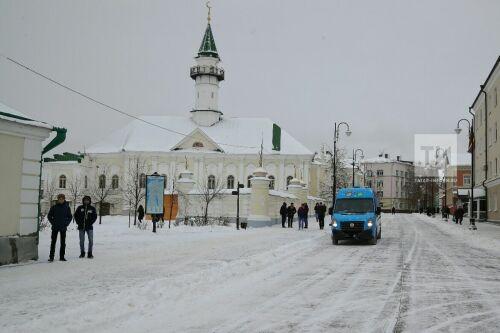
[362,156,413,165]
[87,116,312,156]
[0,101,52,129]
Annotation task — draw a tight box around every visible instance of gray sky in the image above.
[1,0,499,160]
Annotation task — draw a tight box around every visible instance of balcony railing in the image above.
[190,65,225,81]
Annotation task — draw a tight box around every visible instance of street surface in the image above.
[1,214,499,332]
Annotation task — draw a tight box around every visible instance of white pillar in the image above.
[247,167,272,227]
[176,168,195,224]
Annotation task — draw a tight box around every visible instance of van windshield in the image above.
[334,198,374,214]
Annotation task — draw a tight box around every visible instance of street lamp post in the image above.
[352,148,364,187]
[332,122,352,207]
[455,118,477,230]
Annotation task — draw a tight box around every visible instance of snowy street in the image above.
[1,214,500,333]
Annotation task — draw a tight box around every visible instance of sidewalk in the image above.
[415,214,500,253]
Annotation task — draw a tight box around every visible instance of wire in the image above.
[0,54,262,150]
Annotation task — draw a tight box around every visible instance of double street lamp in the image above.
[454,118,477,230]
[327,122,352,208]
[352,148,364,187]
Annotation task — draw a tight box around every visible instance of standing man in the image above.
[391,206,396,215]
[287,203,296,228]
[74,195,97,259]
[304,203,309,229]
[297,204,306,230]
[317,202,327,230]
[280,202,287,228]
[47,194,72,262]
[455,206,464,225]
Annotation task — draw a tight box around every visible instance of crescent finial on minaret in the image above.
[206,1,212,23]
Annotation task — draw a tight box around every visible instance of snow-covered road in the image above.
[1,214,500,333]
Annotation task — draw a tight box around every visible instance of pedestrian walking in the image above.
[455,206,464,225]
[391,206,396,215]
[317,202,327,230]
[314,203,319,222]
[47,194,72,262]
[152,214,160,233]
[297,204,306,230]
[137,205,145,224]
[287,203,296,228]
[304,203,309,229]
[280,202,287,228]
[74,195,97,259]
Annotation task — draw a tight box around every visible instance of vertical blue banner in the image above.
[145,175,165,214]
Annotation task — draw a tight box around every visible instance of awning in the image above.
[457,188,485,197]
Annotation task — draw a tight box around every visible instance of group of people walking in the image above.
[47,194,97,261]
[279,202,328,230]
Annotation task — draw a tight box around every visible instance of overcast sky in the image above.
[1,0,499,161]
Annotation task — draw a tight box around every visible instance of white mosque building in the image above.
[42,10,325,226]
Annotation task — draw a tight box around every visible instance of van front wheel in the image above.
[332,236,339,245]
[369,236,377,245]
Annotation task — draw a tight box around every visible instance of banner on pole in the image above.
[145,174,165,214]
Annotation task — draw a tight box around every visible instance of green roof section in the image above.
[198,23,219,58]
[43,152,84,163]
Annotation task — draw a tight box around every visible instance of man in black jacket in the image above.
[279,202,287,228]
[287,203,296,228]
[48,194,73,261]
[74,195,98,258]
[317,202,327,230]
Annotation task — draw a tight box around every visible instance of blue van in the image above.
[330,187,381,245]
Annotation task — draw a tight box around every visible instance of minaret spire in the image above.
[189,2,225,126]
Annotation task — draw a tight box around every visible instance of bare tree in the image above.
[43,177,57,214]
[122,156,149,226]
[68,175,83,220]
[90,165,115,224]
[197,170,225,225]
[319,149,349,205]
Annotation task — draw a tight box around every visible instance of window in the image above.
[84,175,88,189]
[139,173,146,188]
[247,175,253,188]
[59,175,67,189]
[366,180,372,188]
[162,174,167,189]
[269,175,275,189]
[99,175,106,189]
[463,175,471,186]
[112,175,119,189]
[377,180,383,188]
[366,170,373,177]
[193,141,204,148]
[208,175,215,190]
[227,175,235,189]
[396,170,399,177]
[377,170,384,176]
[286,176,293,188]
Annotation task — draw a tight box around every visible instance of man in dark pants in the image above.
[47,194,72,261]
[280,202,287,228]
[287,203,296,228]
[317,202,327,230]
[74,195,97,259]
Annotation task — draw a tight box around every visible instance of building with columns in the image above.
[42,10,324,225]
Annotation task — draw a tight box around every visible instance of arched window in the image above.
[193,141,204,148]
[59,175,67,189]
[162,174,167,189]
[208,175,215,190]
[139,173,146,188]
[286,176,293,189]
[247,175,253,188]
[269,175,275,190]
[227,175,235,189]
[112,175,119,189]
[99,175,106,189]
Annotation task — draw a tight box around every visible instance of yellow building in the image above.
[471,56,500,221]
[0,101,64,265]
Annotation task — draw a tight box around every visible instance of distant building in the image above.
[0,101,64,265]
[362,154,415,211]
[443,165,472,214]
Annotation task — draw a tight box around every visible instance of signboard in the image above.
[145,174,165,214]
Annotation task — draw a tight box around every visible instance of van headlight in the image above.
[367,219,373,228]
[331,217,337,228]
